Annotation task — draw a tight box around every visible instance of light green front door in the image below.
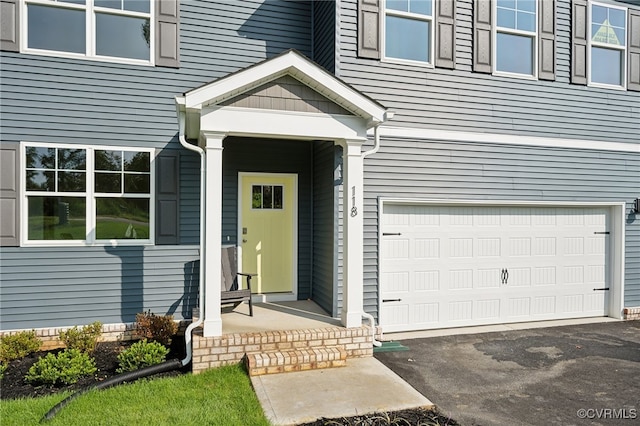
[239,173,296,294]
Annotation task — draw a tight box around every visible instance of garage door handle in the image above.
[593,288,610,291]
[501,269,509,285]
[383,299,402,303]
[383,233,402,236]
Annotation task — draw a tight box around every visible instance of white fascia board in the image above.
[185,51,386,124]
[200,107,368,141]
[372,126,640,153]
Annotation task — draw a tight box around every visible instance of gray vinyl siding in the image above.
[0,0,312,330]
[221,137,313,300]
[313,0,336,73]
[0,0,312,148]
[337,0,640,144]
[0,246,199,330]
[360,138,640,319]
[312,141,339,317]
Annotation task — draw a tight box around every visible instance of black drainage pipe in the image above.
[41,358,183,423]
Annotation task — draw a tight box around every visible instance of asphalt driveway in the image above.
[375,321,640,426]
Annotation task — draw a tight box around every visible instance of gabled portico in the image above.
[176,50,389,337]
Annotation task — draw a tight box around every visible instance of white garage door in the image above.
[380,204,611,332]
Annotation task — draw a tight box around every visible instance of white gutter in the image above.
[362,112,394,159]
[362,124,381,158]
[177,105,206,367]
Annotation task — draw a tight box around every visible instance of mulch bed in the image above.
[0,337,188,401]
[297,408,461,425]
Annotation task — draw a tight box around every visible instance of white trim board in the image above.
[377,198,627,323]
[370,126,640,153]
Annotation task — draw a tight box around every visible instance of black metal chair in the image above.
[221,246,256,316]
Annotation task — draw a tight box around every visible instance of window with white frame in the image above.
[24,144,153,244]
[495,0,537,76]
[590,2,626,87]
[384,0,434,64]
[24,0,152,63]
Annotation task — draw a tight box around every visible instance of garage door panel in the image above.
[506,267,532,287]
[415,270,440,291]
[533,237,557,256]
[507,297,531,317]
[478,238,501,257]
[531,296,556,315]
[380,204,610,332]
[414,303,440,324]
[477,268,501,288]
[383,239,410,259]
[448,269,473,290]
[381,271,410,293]
[415,238,440,258]
[533,267,557,286]
[476,299,501,320]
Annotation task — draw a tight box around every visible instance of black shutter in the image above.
[155,0,180,68]
[1,142,20,246]
[0,0,20,52]
[628,9,640,92]
[358,0,381,59]
[571,0,588,85]
[156,150,180,245]
[435,0,456,69]
[473,0,493,73]
[538,0,556,81]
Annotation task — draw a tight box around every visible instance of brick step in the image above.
[245,346,347,376]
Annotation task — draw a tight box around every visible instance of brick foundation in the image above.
[623,307,640,320]
[192,326,383,375]
[0,321,189,351]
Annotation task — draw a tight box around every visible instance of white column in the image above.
[340,138,366,328]
[202,131,225,337]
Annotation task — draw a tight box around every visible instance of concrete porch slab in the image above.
[251,356,433,426]
[222,300,341,334]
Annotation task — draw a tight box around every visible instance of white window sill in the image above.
[587,82,627,91]
[381,56,434,69]
[20,48,154,67]
[493,71,538,81]
[21,241,155,248]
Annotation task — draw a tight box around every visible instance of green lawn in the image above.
[0,365,270,426]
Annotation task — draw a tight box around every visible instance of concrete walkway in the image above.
[251,357,433,426]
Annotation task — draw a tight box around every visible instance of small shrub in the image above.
[25,349,97,385]
[59,321,103,354]
[134,311,178,346]
[0,330,41,363]
[116,339,169,373]
[0,362,7,379]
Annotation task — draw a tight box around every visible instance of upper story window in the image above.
[384,0,434,64]
[589,2,626,88]
[495,0,537,76]
[24,143,153,245]
[24,0,152,64]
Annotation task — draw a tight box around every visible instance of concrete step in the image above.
[246,346,347,376]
